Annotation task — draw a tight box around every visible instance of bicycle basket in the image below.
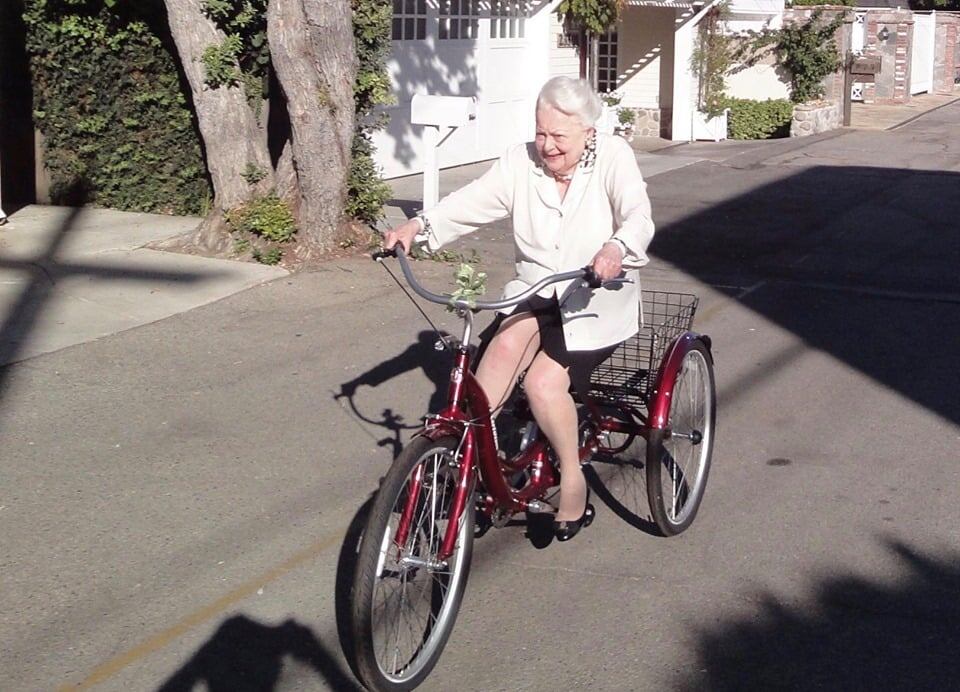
[588,290,699,409]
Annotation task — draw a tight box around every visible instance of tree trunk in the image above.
[163,0,273,250]
[268,0,357,256]
[579,30,588,79]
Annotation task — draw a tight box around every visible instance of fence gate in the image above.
[911,12,935,95]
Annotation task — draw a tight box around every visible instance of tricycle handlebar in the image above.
[374,246,626,312]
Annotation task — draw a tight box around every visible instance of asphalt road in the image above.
[3,103,960,691]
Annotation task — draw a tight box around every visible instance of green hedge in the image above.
[725,98,794,140]
[24,0,210,214]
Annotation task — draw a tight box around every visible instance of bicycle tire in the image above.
[646,340,716,536]
[350,435,475,691]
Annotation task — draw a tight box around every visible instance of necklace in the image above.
[554,171,574,183]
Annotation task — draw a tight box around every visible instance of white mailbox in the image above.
[411,94,477,127]
[410,94,477,209]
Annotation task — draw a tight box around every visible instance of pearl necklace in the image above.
[554,172,574,183]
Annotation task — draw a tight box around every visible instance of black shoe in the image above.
[553,494,595,542]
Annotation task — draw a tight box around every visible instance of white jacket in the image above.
[421,134,655,351]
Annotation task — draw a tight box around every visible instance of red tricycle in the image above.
[348,248,716,691]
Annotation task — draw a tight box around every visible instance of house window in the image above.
[392,0,426,41]
[439,0,480,40]
[490,0,527,39]
[597,31,618,93]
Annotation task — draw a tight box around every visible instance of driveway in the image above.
[2,103,959,691]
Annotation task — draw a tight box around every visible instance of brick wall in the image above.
[862,10,914,105]
[934,13,960,93]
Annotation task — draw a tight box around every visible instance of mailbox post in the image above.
[410,94,477,210]
[844,53,882,126]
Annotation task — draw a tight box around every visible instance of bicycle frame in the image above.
[380,248,709,564]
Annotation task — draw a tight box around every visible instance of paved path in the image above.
[0,206,286,366]
[2,101,959,691]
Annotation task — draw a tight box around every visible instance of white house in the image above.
[374,0,786,179]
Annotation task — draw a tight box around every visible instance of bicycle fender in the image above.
[647,331,711,430]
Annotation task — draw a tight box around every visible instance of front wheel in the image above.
[646,340,716,536]
[350,435,475,692]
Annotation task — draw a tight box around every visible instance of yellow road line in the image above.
[59,529,345,690]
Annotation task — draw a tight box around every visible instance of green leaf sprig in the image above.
[448,262,487,311]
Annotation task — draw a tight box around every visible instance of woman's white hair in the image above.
[536,76,603,128]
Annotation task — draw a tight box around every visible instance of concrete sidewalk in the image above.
[0,205,287,366]
[850,91,960,130]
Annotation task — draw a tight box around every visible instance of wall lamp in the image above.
[878,26,890,41]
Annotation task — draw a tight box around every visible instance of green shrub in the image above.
[791,0,854,5]
[725,98,794,139]
[252,246,283,265]
[225,193,296,242]
[24,0,210,214]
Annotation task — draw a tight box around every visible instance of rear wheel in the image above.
[350,435,475,691]
[585,404,650,531]
[646,341,716,536]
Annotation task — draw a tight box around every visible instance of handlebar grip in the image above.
[582,266,603,289]
[371,247,397,261]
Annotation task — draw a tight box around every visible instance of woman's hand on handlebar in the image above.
[590,241,624,282]
[382,218,422,254]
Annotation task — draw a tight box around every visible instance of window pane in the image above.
[405,17,414,37]
[518,18,525,38]
[392,17,402,39]
[417,18,426,39]
[450,20,459,39]
[440,18,448,38]
[393,0,402,13]
[404,0,415,13]
[418,0,426,12]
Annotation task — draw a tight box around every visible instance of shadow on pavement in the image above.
[156,614,360,691]
[334,494,375,683]
[679,538,960,691]
[0,204,212,400]
[335,330,453,458]
[648,164,960,426]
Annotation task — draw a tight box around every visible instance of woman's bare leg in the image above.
[523,352,586,522]
[474,313,541,415]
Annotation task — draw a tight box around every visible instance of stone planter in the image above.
[691,109,729,142]
[790,100,842,137]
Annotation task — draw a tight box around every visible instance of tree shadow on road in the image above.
[156,613,360,691]
[679,538,960,691]
[647,163,960,427]
[0,201,214,416]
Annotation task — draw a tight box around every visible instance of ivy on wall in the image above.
[24,0,211,214]
[348,0,393,223]
[24,0,392,223]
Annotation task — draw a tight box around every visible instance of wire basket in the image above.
[589,290,699,410]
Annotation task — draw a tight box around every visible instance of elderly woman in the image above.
[385,76,655,541]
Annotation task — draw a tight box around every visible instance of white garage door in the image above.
[374,1,546,180]
[911,13,935,95]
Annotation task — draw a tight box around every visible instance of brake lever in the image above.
[371,247,396,262]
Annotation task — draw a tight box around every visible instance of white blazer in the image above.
[421,134,655,351]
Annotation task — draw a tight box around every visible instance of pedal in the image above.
[525,499,557,514]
